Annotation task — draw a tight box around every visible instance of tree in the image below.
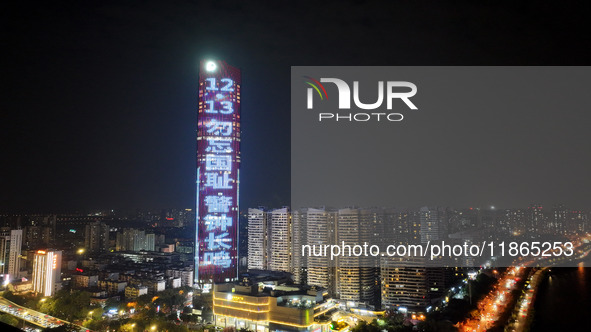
[153,288,186,310]
[88,306,104,320]
[180,313,199,323]
[84,318,110,331]
[0,313,19,327]
[40,290,92,322]
[351,320,380,332]
[384,311,405,325]
[104,297,121,310]
[1,291,26,306]
[137,294,153,307]
[119,322,139,332]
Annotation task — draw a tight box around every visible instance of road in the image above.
[504,267,545,332]
[0,296,90,331]
[458,234,591,332]
[458,266,526,332]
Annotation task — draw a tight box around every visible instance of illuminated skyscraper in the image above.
[8,230,22,279]
[336,208,376,306]
[115,228,150,251]
[419,206,444,243]
[527,203,545,233]
[84,221,109,252]
[0,229,22,281]
[269,207,291,273]
[32,249,62,297]
[291,209,307,284]
[304,208,337,295]
[247,208,269,270]
[196,60,241,285]
[380,256,429,314]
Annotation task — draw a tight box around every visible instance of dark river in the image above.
[531,257,591,331]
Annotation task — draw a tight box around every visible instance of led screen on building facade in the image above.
[196,60,240,284]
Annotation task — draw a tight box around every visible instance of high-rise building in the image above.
[145,233,156,251]
[247,208,269,270]
[383,210,420,246]
[84,221,109,252]
[195,60,241,285]
[291,209,307,284]
[305,208,337,296]
[418,207,448,302]
[246,207,295,273]
[527,203,545,233]
[567,210,588,234]
[7,230,22,278]
[335,208,376,306]
[504,209,526,235]
[116,229,139,251]
[381,256,429,314]
[247,207,310,284]
[0,229,22,281]
[0,236,8,277]
[380,209,449,314]
[551,204,567,235]
[32,249,62,296]
[269,207,291,273]
[115,228,155,252]
[24,225,53,249]
[419,206,445,243]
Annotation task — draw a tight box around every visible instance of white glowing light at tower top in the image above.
[206,61,217,72]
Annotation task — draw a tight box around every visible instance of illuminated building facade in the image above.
[335,208,376,306]
[269,207,291,273]
[380,256,428,314]
[248,207,306,283]
[419,206,444,244]
[196,60,241,285]
[290,209,307,284]
[84,221,109,252]
[32,249,62,297]
[247,208,269,270]
[0,229,22,282]
[213,282,334,332]
[304,208,336,295]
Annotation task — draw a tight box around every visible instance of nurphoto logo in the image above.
[304,76,418,122]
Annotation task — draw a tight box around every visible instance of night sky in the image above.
[1,1,589,212]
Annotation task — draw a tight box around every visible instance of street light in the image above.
[150,325,157,331]
[77,248,85,254]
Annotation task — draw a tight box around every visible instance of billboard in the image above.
[196,60,241,283]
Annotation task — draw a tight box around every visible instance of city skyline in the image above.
[2,2,591,332]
